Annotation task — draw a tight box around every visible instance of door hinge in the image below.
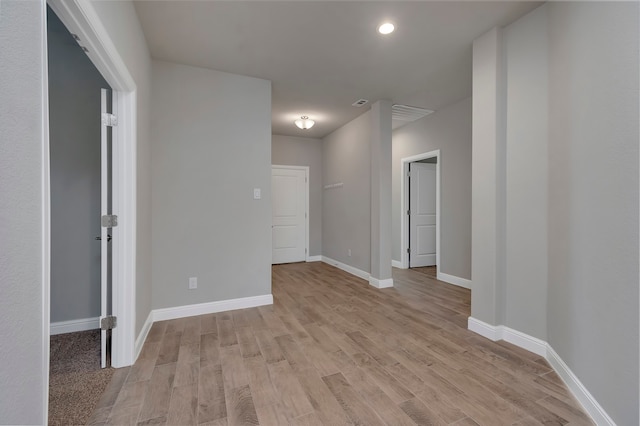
[100,315,117,330]
[102,113,118,127]
[101,214,118,227]
[305,212,307,218]
[407,247,410,254]
[305,177,308,183]
[407,170,411,177]
[305,248,307,254]
[407,210,410,216]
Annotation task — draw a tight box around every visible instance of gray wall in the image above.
[322,112,371,272]
[272,135,323,257]
[151,60,272,309]
[369,100,393,282]
[472,3,639,423]
[547,2,638,424]
[48,6,109,323]
[471,27,503,325]
[392,97,472,280]
[503,4,548,340]
[0,0,48,423]
[91,0,153,337]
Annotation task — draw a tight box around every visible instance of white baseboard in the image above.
[133,294,273,363]
[50,317,99,335]
[467,316,500,341]
[321,256,370,281]
[369,277,394,288]
[546,345,615,426]
[391,260,404,269]
[467,316,614,425]
[134,311,154,361]
[501,325,547,357]
[153,294,273,322]
[437,272,472,289]
[306,255,322,262]
[467,317,546,357]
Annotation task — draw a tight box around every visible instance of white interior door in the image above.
[409,162,437,267]
[100,88,113,368]
[272,167,307,264]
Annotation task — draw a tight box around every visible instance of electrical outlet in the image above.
[348,249,351,257]
[189,277,197,289]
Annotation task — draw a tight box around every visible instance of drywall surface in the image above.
[370,100,393,281]
[392,97,472,279]
[151,60,272,309]
[322,112,371,273]
[547,2,639,424]
[470,27,503,324]
[0,0,47,423]
[91,0,153,336]
[272,135,323,257]
[502,4,548,340]
[48,6,109,323]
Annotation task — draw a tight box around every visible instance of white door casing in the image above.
[272,167,307,264]
[409,162,437,267]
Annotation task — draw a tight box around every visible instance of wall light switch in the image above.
[189,277,197,289]
[253,188,261,199]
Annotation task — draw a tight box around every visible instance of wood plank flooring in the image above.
[88,263,592,425]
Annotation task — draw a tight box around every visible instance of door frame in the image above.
[400,150,441,270]
[47,0,137,369]
[271,165,310,262]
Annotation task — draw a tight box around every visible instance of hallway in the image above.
[87,262,591,425]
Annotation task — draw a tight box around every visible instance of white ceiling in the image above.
[133,1,541,139]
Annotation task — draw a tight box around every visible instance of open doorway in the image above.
[47,6,116,424]
[47,0,138,372]
[400,150,441,271]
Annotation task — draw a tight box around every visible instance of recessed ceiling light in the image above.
[378,22,395,35]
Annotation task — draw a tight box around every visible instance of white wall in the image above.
[392,97,472,280]
[272,135,322,257]
[90,0,153,337]
[546,2,638,424]
[322,112,371,273]
[0,0,48,423]
[151,60,272,309]
[48,6,108,323]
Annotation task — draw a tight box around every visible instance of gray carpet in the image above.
[49,330,114,425]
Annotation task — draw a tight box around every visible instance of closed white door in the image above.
[272,167,306,264]
[409,162,436,267]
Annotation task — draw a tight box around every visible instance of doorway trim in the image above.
[47,0,137,368]
[400,150,441,270]
[271,165,310,262]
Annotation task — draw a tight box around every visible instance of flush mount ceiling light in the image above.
[378,22,395,35]
[294,116,315,130]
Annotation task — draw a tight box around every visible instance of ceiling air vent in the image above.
[352,99,369,107]
[392,104,434,122]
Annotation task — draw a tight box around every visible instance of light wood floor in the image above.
[88,262,592,425]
